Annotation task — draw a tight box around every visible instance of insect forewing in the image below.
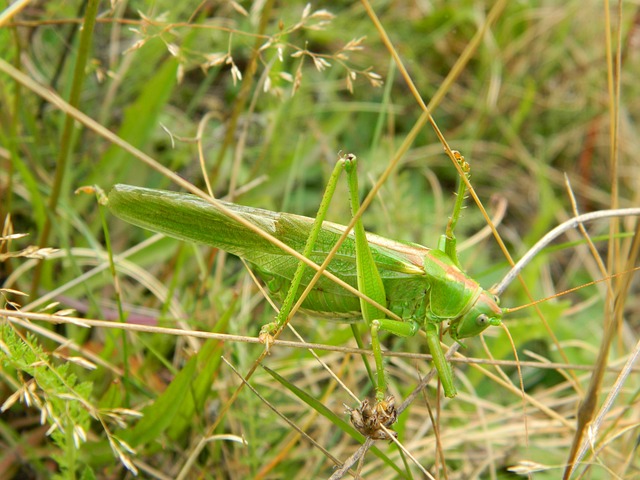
[108,185,427,317]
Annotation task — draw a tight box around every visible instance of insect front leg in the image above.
[438,150,470,269]
[424,321,457,398]
[375,311,456,397]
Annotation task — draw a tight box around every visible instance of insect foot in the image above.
[346,396,398,440]
[258,322,278,353]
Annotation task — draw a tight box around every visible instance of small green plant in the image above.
[1,317,95,478]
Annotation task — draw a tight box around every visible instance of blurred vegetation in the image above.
[1,1,638,479]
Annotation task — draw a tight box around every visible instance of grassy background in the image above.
[1,1,639,479]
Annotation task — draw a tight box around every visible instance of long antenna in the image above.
[493,208,640,296]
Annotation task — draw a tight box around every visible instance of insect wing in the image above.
[109,185,425,278]
[108,185,429,317]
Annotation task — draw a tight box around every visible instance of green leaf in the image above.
[167,298,236,440]
[120,353,197,447]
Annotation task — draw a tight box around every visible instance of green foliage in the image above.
[1,324,94,479]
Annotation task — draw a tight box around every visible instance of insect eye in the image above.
[476,314,489,325]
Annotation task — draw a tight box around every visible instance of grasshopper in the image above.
[107,152,503,435]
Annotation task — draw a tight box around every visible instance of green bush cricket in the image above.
[107,152,504,436]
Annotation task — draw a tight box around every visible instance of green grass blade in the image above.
[119,354,197,447]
